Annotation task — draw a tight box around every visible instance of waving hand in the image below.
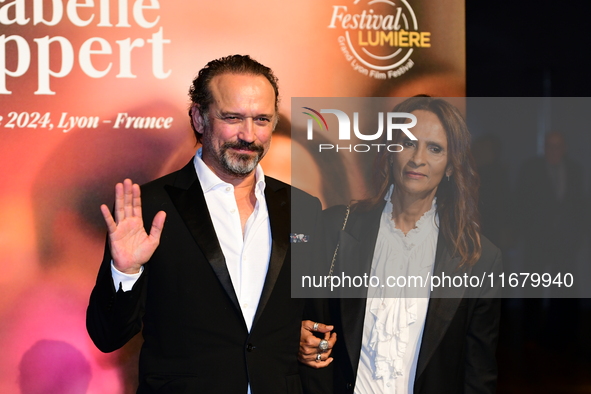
[100,179,166,274]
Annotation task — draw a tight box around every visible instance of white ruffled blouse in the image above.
[355,187,438,394]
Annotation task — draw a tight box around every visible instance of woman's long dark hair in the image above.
[364,97,481,267]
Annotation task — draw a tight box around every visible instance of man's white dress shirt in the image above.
[112,149,271,333]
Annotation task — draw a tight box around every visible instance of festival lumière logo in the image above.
[328,0,430,80]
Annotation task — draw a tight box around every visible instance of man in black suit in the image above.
[87,55,327,393]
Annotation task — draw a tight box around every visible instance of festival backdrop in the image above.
[0,1,464,392]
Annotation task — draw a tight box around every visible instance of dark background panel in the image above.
[467,2,591,392]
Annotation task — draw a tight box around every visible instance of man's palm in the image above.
[101,179,166,274]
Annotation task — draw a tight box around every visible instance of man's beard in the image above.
[218,139,265,177]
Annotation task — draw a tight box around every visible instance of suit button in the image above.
[346,382,353,390]
[246,343,255,352]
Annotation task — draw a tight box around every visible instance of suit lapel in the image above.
[251,178,290,327]
[165,160,241,313]
[338,202,384,373]
[415,235,470,379]
[340,296,368,372]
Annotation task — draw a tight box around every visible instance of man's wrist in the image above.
[111,261,144,292]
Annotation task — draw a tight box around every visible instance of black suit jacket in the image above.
[323,202,502,394]
[87,160,326,394]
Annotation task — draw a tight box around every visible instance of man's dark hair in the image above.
[188,54,280,143]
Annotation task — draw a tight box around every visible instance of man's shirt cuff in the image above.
[111,261,144,292]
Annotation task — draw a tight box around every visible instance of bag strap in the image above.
[328,204,350,277]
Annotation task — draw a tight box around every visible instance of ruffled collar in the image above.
[383,185,438,240]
